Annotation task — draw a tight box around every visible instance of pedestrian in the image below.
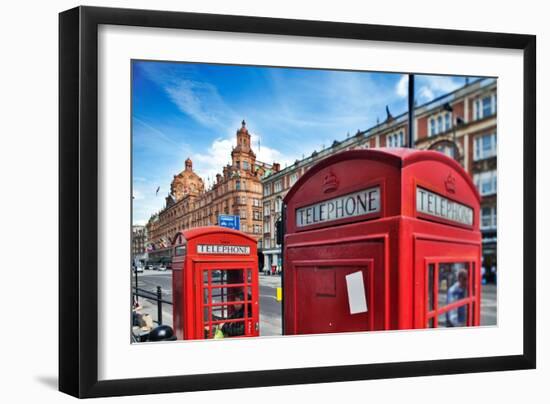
[446,268,468,327]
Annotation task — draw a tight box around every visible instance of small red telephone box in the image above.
[283,148,481,335]
[171,226,260,340]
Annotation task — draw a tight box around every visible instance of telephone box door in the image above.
[196,262,259,339]
[294,260,375,334]
[414,239,481,329]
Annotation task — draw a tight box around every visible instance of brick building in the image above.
[145,121,270,263]
[132,225,147,255]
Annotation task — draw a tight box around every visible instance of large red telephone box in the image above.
[171,226,260,340]
[283,148,481,335]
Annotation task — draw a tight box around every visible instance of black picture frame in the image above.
[59,5,536,398]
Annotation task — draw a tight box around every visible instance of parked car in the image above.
[158,264,167,271]
[146,264,154,270]
[134,265,144,273]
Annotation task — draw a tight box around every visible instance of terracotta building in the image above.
[146,121,271,262]
[260,78,497,274]
[132,225,147,255]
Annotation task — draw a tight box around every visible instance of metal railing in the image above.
[133,285,172,325]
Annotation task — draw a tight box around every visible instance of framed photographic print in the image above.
[59,6,536,398]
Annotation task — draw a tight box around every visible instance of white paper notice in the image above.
[345,271,368,314]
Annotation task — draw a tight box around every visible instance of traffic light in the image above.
[276,219,283,246]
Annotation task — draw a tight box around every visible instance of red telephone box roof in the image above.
[172,226,257,245]
[284,148,480,204]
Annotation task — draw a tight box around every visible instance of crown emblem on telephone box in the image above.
[445,173,456,193]
[323,170,339,193]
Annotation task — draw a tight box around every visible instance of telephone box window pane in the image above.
[438,305,468,328]
[220,320,246,337]
[428,264,435,311]
[427,317,435,328]
[438,263,469,309]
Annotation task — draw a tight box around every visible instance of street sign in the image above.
[218,214,240,230]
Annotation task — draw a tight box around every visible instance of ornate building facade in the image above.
[261,78,497,275]
[132,225,147,255]
[146,121,272,262]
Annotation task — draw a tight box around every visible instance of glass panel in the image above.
[438,305,468,328]
[427,317,435,328]
[219,320,246,337]
[438,263,469,308]
[202,268,252,338]
[428,264,435,311]
[437,262,469,327]
[482,96,492,117]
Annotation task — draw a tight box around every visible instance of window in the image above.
[254,224,261,234]
[429,112,453,137]
[387,130,404,148]
[275,197,282,213]
[263,203,271,216]
[444,112,451,131]
[290,172,299,186]
[481,206,497,230]
[239,209,246,219]
[473,170,497,196]
[253,210,261,220]
[482,96,492,117]
[241,223,247,233]
[474,133,497,161]
[235,180,241,190]
[474,94,496,120]
[426,262,475,328]
[242,161,250,170]
[264,221,271,233]
[263,184,271,196]
[274,180,282,193]
[264,238,271,249]
[432,143,455,159]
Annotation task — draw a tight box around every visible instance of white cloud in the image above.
[165,80,236,130]
[192,131,293,189]
[250,133,294,168]
[416,76,463,102]
[396,75,408,97]
[193,137,234,183]
[418,86,435,101]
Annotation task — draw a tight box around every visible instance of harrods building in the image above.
[145,121,274,262]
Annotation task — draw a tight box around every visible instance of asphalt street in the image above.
[132,270,496,337]
[132,270,283,335]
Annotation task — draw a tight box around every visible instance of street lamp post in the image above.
[443,102,458,161]
[407,74,415,148]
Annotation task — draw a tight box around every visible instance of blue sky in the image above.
[132,60,477,225]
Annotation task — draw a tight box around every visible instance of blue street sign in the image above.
[218,214,240,230]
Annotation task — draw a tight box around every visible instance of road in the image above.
[132,270,282,335]
[132,271,496,337]
[481,283,497,326]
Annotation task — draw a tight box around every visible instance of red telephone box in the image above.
[283,148,481,335]
[171,226,260,340]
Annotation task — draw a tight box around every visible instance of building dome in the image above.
[170,157,205,200]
